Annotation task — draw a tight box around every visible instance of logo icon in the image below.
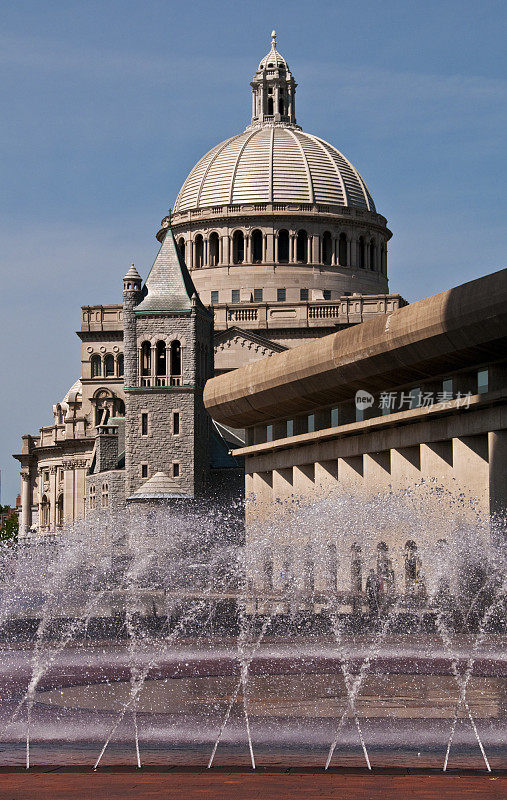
[355,390,374,411]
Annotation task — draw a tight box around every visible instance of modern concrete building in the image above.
[204,269,507,604]
[14,33,401,536]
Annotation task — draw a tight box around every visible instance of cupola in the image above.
[123,263,142,293]
[249,31,299,129]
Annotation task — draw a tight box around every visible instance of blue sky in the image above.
[0,0,505,502]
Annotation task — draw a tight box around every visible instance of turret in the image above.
[122,263,143,389]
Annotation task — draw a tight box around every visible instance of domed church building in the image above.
[14,34,405,535]
[170,32,403,372]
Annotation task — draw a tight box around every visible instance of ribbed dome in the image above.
[173,126,375,213]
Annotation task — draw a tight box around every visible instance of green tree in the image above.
[0,506,18,543]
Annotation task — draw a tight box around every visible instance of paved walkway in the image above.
[0,768,504,800]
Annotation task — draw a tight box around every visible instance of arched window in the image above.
[339,233,347,266]
[178,237,185,260]
[381,245,386,274]
[278,90,285,115]
[376,541,395,593]
[296,230,308,263]
[104,354,115,377]
[404,540,422,593]
[195,234,204,268]
[89,485,96,511]
[369,239,376,270]
[232,230,244,264]
[116,399,125,417]
[278,229,289,263]
[41,495,50,527]
[141,342,151,376]
[251,229,263,263]
[117,354,124,377]
[56,495,64,527]
[156,341,166,376]
[170,340,181,376]
[94,389,112,426]
[209,232,219,266]
[322,231,332,266]
[267,96,274,115]
[358,236,366,269]
[101,483,109,508]
[91,355,101,378]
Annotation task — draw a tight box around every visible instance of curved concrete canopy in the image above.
[203,269,507,427]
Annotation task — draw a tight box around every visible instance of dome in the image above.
[174,126,375,213]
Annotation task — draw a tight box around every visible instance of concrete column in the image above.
[315,460,338,494]
[420,441,453,482]
[245,234,251,264]
[452,435,489,516]
[390,446,421,493]
[51,468,58,528]
[311,234,319,264]
[290,234,296,263]
[338,455,364,492]
[63,466,74,524]
[204,238,208,267]
[20,473,31,535]
[274,234,279,263]
[75,466,86,520]
[349,239,355,267]
[273,468,294,502]
[489,430,507,515]
[249,471,273,521]
[266,233,274,262]
[222,235,230,264]
[293,464,315,500]
[363,451,391,492]
[332,237,337,266]
[151,345,156,378]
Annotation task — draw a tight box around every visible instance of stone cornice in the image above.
[163,203,390,240]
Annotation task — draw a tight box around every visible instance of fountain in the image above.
[0,489,505,771]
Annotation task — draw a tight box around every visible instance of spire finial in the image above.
[271,30,277,47]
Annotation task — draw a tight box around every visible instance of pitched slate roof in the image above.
[134,221,198,314]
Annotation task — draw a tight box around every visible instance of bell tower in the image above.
[123,215,214,503]
[249,31,299,129]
